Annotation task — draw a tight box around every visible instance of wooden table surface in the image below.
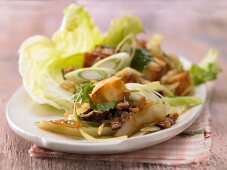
[1,1,227,169]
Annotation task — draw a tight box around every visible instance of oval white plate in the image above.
[6,58,206,154]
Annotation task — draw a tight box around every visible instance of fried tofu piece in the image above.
[90,76,129,103]
[165,71,192,96]
[115,67,149,84]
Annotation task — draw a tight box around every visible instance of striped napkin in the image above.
[29,106,211,165]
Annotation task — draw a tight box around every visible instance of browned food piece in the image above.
[84,46,114,67]
[110,111,135,130]
[154,57,169,73]
[115,100,130,110]
[156,113,179,129]
[79,109,109,122]
[142,57,170,81]
[165,71,193,96]
[129,107,139,113]
[90,76,129,103]
[111,117,123,130]
[115,104,167,137]
[109,99,141,130]
[142,61,162,81]
[136,39,147,48]
[115,67,149,84]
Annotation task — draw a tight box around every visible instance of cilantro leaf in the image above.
[93,101,117,112]
[72,81,94,104]
[130,48,152,72]
[72,82,116,112]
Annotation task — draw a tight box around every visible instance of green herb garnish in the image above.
[93,101,117,112]
[130,48,152,72]
[73,81,95,104]
[73,82,117,113]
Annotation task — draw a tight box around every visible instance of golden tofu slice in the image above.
[90,76,129,103]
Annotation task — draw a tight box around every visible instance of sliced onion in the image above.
[97,122,105,135]
[79,129,127,141]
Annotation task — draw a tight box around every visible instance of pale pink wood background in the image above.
[0,1,227,169]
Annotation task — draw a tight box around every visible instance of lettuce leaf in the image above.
[52,4,103,57]
[164,96,203,107]
[19,4,102,110]
[190,49,222,85]
[19,4,145,111]
[102,15,144,46]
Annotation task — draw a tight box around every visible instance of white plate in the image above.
[6,58,206,154]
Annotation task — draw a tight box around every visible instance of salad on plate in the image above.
[18,4,221,140]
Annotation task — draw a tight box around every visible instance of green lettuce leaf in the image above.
[102,15,144,46]
[190,49,222,85]
[52,4,103,57]
[19,4,145,111]
[164,96,203,107]
[19,4,102,110]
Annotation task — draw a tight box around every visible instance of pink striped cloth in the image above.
[28,106,211,165]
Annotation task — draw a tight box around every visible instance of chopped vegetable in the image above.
[37,120,116,137]
[97,122,105,135]
[126,82,169,109]
[165,96,203,107]
[190,49,222,85]
[115,104,167,137]
[65,67,115,84]
[79,128,127,140]
[140,125,161,132]
[142,81,161,92]
[92,52,131,71]
[130,48,152,72]
[115,34,136,59]
[115,67,149,84]
[131,131,148,137]
[167,105,188,115]
[181,128,205,136]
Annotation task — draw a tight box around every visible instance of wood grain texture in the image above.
[1,1,227,169]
